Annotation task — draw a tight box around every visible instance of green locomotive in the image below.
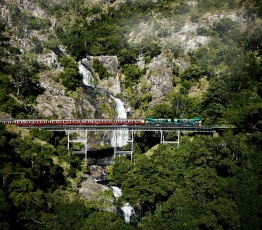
[146,117,201,126]
[173,117,201,126]
[146,118,172,125]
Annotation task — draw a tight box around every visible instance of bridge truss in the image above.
[41,125,219,164]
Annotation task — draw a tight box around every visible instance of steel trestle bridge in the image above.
[26,124,234,164]
[34,124,230,132]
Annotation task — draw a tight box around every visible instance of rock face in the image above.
[37,52,60,70]
[78,174,110,200]
[89,165,108,180]
[1,0,249,119]
[36,73,96,119]
[0,2,11,24]
[146,55,174,104]
[81,56,122,96]
[78,173,116,213]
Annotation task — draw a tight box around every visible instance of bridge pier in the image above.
[114,130,135,162]
[160,130,180,147]
[67,130,88,165]
[41,125,220,165]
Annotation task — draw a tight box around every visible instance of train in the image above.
[146,117,201,126]
[0,117,201,127]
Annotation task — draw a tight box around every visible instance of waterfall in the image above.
[110,95,129,147]
[79,63,95,87]
[111,186,122,198]
[113,97,127,119]
[78,60,128,147]
[111,186,134,223]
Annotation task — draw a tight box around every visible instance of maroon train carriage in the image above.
[114,119,145,125]
[14,119,50,127]
[73,119,145,125]
[49,119,115,125]
[49,119,83,126]
[81,119,114,125]
[0,118,14,125]
[0,118,146,127]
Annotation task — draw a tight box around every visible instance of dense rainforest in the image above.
[0,0,262,229]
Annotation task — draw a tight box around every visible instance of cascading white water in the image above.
[78,61,128,147]
[113,97,127,119]
[111,186,122,198]
[111,186,134,223]
[110,95,129,147]
[79,63,95,87]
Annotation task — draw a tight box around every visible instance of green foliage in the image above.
[81,211,135,230]
[0,125,118,229]
[8,46,21,55]
[180,64,210,81]
[122,64,144,88]
[26,15,51,30]
[125,81,152,110]
[146,103,172,119]
[29,128,54,143]
[0,25,9,69]
[118,48,138,65]
[198,0,229,10]
[139,39,162,61]
[109,156,133,186]
[59,56,78,69]
[92,58,112,80]
[0,72,31,117]
[59,67,80,91]
[58,56,80,91]
[54,199,91,230]
[43,34,61,55]
[244,27,262,52]
[116,145,178,210]
[171,92,200,118]
[110,133,262,228]
[3,58,45,103]
[57,17,124,57]
[8,4,23,26]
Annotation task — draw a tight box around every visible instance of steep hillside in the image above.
[1,1,262,229]
[0,0,261,124]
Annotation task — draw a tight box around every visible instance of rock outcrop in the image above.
[78,174,110,201]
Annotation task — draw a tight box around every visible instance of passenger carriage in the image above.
[14,119,49,126]
[0,118,14,125]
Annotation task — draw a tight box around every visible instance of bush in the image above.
[122,64,144,88]
[92,59,112,80]
[59,67,80,91]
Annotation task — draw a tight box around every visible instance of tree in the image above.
[109,156,133,186]
[92,58,112,80]
[59,67,80,91]
[118,145,178,212]
[3,59,44,102]
[146,103,172,119]
[54,200,90,230]
[142,188,202,230]
[81,211,135,230]
[122,64,143,88]
[118,49,137,65]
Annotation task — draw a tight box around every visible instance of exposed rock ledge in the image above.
[78,174,110,201]
[36,72,95,119]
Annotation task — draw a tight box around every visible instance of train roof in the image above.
[0,118,14,121]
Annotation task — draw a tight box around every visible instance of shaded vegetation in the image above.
[110,134,262,229]
[1,0,262,229]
